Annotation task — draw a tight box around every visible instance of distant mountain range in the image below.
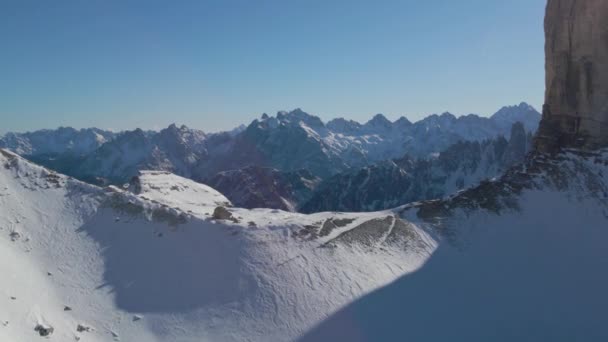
[0,103,540,211]
[301,122,533,213]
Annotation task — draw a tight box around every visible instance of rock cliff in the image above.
[537,0,608,151]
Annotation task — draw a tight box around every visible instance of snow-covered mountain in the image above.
[71,124,209,184]
[490,102,540,133]
[1,103,541,187]
[235,104,540,172]
[301,123,533,213]
[0,148,434,341]
[0,127,115,156]
[2,144,607,341]
[301,148,608,341]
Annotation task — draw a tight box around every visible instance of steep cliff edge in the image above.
[536,0,608,151]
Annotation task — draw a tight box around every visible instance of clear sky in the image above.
[0,0,546,134]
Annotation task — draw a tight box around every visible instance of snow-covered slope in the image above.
[129,170,232,216]
[2,145,607,341]
[0,149,434,341]
[302,149,608,341]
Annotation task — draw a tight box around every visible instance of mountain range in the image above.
[1,132,606,342]
[0,103,540,212]
[2,2,608,341]
[301,122,533,213]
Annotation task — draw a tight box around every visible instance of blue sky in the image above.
[0,0,546,133]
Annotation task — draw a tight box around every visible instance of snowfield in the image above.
[0,149,434,341]
[1,147,607,341]
[303,150,608,341]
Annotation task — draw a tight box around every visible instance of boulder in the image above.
[34,324,54,337]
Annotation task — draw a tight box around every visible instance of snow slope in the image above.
[302,149,608,341]
[0,149,435,341]
[129,170,232,216]
[3,146,606,342]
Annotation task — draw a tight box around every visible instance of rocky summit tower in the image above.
[536,0,608,152]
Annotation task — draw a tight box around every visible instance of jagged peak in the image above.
[263,108,326,128]
[364,113,392,129]
[394,116,412,127]
[492,102,540,120]
[160,123,199,134]
[326,117,362,133]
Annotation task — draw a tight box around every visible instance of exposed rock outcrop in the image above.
[536,0,608,151]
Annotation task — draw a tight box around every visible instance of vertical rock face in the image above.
[536,0,608,151]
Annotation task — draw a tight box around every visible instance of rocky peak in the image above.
[503,122,530,167]
[364,114,393,130]
[492,102,537,120]
[492,102,541,133]
[277,109,325,128]
[326,118,362,134]
[536,0,608,151]
[393,117,412,129]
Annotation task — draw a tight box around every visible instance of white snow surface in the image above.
[2,147,607,342]
[132,170,232,216]
[0,149,434,342]
[302,150,608,341]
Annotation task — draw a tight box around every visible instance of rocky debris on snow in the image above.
[212,206,238,223]
[9,231,20,241]
[64,305,72,311]
[293,221,322,240]
[324,216,393,248]
[34,323,54,337]
[319,218,355,237]
[2,321,8,326]
[294,218,355,240]
[45,173,62,187]
[111,330,119,340]
[10,296,16,300]
[132,315,142,321]
[76,324,92,333]
[384,218,430,252]
[321,216,430,252]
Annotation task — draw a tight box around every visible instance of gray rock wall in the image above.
[537,0,608,151]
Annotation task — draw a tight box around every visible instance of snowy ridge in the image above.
[302,149,608,341]
[3,146,605,341]
[128,170,232,217]
[0,149,435,342]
